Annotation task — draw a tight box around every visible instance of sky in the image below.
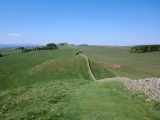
[0,0,160,45]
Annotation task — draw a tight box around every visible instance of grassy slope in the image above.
[1,81,160,120]
[0,48,21,56]
[78,46,160,79]
[89,59,116,79]
[0,48,91,90]
[0,47,160,119]
[69,82,160,120]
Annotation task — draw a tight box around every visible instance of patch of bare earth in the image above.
[102,61,121,69]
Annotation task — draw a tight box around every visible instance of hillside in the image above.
[78,46,160,79]
[0,48,90,90]
[0,47,160,119]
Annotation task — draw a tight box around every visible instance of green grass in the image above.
[68,82,160,120]
[0,48,91,91]
[0,48,21,56]
[0,47,160,119]
[0,80,160,120]
[0,80,90,120]
[89,59,116,79]
[78,46,160,79]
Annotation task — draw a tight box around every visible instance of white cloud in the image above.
[9,33,21,36]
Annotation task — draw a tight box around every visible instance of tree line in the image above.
[16,43,58,53]
[130,45,160,53]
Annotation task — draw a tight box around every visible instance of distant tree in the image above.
[0,53,2,57]
[130,45,160,53]
[22,48,29,53]
[36,47,40,50]
[15,47,24,52]
[59,43,68,46]
[60,43,64,46]
[47,43,57,50]
[79,44,88,46]
[21,43,58,54]
[28,49,32,52]
[32,48,35,51]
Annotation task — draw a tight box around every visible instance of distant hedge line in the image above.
[22,46,57,53]
[130,45,160,53]
[16,43,58,53]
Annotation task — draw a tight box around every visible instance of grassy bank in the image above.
[89,59,116,79]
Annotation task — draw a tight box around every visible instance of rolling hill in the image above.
[0,46,160,120]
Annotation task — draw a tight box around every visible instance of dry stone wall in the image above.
[97,77,160,101]
[124,78,160,101]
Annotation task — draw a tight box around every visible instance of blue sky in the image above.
[0,0,160,45]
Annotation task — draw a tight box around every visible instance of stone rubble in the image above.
[97,77,160,101]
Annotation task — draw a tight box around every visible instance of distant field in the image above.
[78,46,160,79]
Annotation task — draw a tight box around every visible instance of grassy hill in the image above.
[0,48,91,90]
[0,47,160,119]
[78,46,160,79]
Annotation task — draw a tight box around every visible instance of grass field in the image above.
[78,46,160,79]
[1,80,160,120]
[0,46,160,119]
[0,48,91,91]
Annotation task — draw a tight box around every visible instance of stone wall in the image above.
[97,77,160,101]
[123,78,160,101]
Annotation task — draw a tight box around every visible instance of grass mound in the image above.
[28,56,91,80]
[0,48,90,91]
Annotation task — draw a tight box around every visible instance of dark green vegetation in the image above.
[130,45,160,53]
[0,46,160,119]
[0,53,2,57]
[78,46,160,79]
[79,44,88,46]
[18,43,58,53]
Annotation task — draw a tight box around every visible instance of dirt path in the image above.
[80,54,129,82]
[80,54,160,101]
[80,54,96,81]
